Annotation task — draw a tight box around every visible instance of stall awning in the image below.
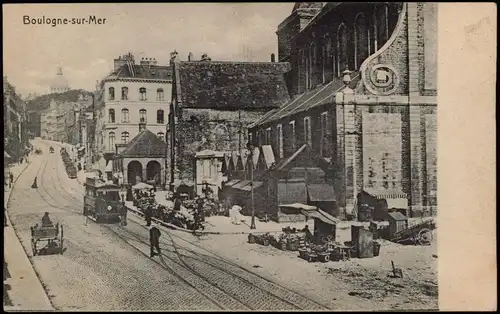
[224,179,241,187]
[300,208,340,225]
[232,180,251,190]
[78,146,85,152]
[105,161,113,172]
[240,181,264,191]
[307,184,336,202]
[363,188,407,199]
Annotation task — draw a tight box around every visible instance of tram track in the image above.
[35,142,330,311]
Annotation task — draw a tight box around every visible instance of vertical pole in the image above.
[250,150,256,229]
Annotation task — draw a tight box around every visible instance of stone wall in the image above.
[172,108,268,184]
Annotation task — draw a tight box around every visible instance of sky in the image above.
[3,3,293,97]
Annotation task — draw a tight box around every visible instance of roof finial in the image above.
[57,67,63,75]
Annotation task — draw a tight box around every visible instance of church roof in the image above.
[117,129,166,158]
[173,61,291,110]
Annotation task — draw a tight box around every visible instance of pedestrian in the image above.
[4,207,8,227]
[9,172,14,188]
[144,205,152,226]
[20,157,24,164]
[149,223,161,257]
[31,177,38,189]
[120,202,128,226]
[173,193,182,212]
[231,204,242,225]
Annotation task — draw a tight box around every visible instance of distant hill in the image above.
[26,89,92,137]
[26,89,92,112]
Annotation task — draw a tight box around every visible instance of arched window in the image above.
[157,132,165,141]
[139,109,147,123]
[321,37,327,83]
[108,132,115,151]
[376,4,390,48]
[108,87,115,100]
[108,109,115,123]
[325,36,333,80]
[121,108,129,123]
[157,109,164,124]
[157,88,164,101]
[139,87,147,101]
[121,132,130,144]
[337,24,348,76]
[309,43,316,88]
[303,49,309,91]
[121,87,128,100]
[355,13,370,69]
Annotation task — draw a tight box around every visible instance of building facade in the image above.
[249,2,437,218]
[167,51,291,193]
[4,77,29,161]
[93,53,172,171]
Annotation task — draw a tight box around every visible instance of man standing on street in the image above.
[9,172,14,188]
[149,223,161,257]
[144,205,152,226]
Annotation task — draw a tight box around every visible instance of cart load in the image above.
[30,222,64,256]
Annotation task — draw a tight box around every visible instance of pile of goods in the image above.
[134,190,199,230]
[248,227,306,252]
[60,148,77,179]
[248,233,272,246]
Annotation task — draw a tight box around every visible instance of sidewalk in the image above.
[4,156,55,311]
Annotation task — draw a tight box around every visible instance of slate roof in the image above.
[175,61,291,110]
[108,64,172,81]
[249,72,360,128]
[117,129,166,158]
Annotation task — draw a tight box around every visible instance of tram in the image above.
[83,177,124,223]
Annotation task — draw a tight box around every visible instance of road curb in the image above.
[4,152,56,311]
[125,205,282,236]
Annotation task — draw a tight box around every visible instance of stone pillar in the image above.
[334,100,346,213]
[142,160,147,183]
[344,103,356,209]
[123,160,129,185]
[401,107,412,216]
[409,105,424,216]
[161,162,166,188]
[353,106,364,197]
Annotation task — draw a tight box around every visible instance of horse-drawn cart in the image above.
[391,217,435,245]
[30,223,64,256]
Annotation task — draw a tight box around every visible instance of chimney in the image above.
[188,52,193,61]
[271,53,276,63]
[114,55,127,71]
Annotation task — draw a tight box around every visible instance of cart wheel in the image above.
[60,225,64,254]
[341,250,349,261]
[321,254,330,263]
[417,228,432,245]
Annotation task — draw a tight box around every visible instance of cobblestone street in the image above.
[6,140,331,311]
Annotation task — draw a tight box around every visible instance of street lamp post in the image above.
[247,142,256,230]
